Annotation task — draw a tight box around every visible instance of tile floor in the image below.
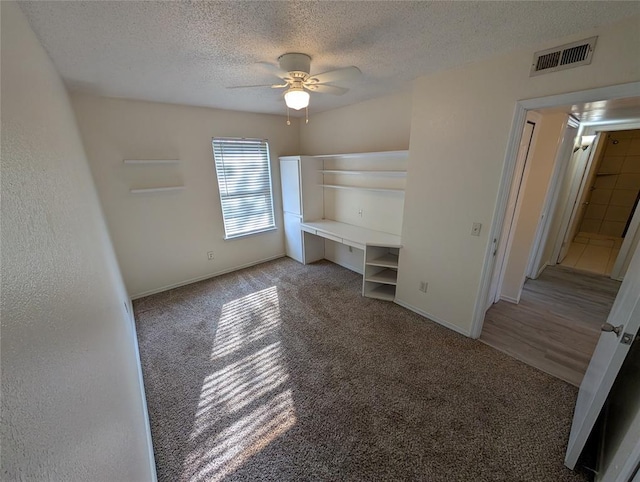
[559,231,623,276]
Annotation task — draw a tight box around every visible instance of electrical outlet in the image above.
[471,222,482,236]
[419,281,428,293]
[207,251,215,260]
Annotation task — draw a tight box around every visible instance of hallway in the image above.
[481,265,621,386]
[560,232,624,276]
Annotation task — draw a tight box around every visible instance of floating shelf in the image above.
[123,159,180,165]
[365,284,396,301]
[321,184,404,193]
[130,186,185,194]
[321,170,407,177]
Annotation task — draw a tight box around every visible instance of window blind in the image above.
[212,138,276,239]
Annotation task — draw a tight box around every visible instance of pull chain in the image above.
[305,106,309,124]
[286,107,291,126]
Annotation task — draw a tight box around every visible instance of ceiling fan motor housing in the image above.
[278,53,311,76]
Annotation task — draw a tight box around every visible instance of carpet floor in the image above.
[134,258,589,482]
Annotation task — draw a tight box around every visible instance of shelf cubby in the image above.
[363,245,401,301]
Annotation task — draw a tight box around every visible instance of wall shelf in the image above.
[321,170,406,177]
[123,159,180,165]
[130,186,185,194]
[321,184,404,193]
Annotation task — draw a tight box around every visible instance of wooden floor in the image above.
[480,266,621,386]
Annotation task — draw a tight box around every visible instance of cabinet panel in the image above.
[280,159,302,215]
[283,212,303,263]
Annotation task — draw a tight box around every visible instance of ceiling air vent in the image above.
[530,36,597,77]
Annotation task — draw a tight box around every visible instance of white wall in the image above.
[72,94,300,298]
[500,112,567,301]
[1,3,156,480]
[396,15,640,335]
[299,90,412,155]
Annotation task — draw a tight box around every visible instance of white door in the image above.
[565,242,640,469]
[556,134,603,263]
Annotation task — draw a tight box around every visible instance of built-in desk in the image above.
[300,220,402,249]
[300,220,402,301]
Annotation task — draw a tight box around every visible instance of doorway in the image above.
[557,129,640,278]
[472,85,640,386]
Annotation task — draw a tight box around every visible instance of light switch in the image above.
[471,222,482,236]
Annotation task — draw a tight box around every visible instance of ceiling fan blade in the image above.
[308,66,361,85]
[304,84,349,96]
[256,61,291,80]
[227,84,288,90]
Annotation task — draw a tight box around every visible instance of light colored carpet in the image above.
[134,258,589,481]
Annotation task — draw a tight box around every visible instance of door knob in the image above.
[601,323,623,336]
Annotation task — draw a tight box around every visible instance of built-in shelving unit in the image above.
[281,150,406,303]
[123,159,180,165]
[315,150,408,194]
[363,245,400,301]
[130,186,185,194]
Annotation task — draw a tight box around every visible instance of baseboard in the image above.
[534,262,548,279]
[394,298,471,338]
[499,294,519,304]
[130,253,286,300]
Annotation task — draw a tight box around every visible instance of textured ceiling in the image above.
[19,1,640,116]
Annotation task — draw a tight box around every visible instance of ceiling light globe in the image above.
[284,89,310,110]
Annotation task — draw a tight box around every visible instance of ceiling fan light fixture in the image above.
[284,87,310,110]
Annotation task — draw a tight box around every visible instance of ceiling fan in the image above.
[228,53,362,114]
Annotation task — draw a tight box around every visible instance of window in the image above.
[212,137,276,239]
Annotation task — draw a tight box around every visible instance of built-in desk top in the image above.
[300,220,402,249]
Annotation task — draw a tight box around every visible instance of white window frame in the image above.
[212,137,276,239]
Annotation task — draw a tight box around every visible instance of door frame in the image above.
[470,81,640,340]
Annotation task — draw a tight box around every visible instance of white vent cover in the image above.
[530,37,597,77]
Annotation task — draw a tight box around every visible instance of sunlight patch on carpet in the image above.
[181,287,296,482]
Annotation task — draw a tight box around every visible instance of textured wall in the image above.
[0,3,156,480]
[299,90,412,155]
[71,94,300,298]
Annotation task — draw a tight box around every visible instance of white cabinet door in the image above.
[280,158,302,216]
[283,212,304,263]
